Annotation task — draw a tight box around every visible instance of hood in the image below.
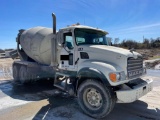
[78,45,142,72]
[80,45,141,58]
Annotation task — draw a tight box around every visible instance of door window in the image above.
[64,32,74,49]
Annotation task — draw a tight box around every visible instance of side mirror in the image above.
[110,42,113,46]
[57,32,65,47]
[106,37,112,46]
[108,40,112,46]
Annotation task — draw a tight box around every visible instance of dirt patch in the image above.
[136,49,160,60]
[144,59,160,69]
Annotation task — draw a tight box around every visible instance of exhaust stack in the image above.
[52,13,56,34]
[51,13,57,66]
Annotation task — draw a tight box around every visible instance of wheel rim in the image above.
[83,88,103,109]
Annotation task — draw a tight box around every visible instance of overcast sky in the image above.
[0,0,160,49]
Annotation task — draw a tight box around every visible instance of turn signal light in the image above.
[109,73,117,82]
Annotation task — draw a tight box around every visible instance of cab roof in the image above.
[59,25,109,35]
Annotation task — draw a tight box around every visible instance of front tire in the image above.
[77,79,116,119]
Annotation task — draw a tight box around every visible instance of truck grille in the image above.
[127,57,143,79]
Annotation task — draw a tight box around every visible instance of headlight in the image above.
[109,71,126,82]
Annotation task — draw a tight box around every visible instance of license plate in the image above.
[128,70,143,77]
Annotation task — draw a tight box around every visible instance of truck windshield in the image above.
[75,28,108,46]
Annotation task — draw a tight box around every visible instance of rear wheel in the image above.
[28,73,37,83]
[13,65,19,82]
[19,66,29,84]
[77,79,116,119]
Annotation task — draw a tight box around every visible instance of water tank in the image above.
[20,27,55,65]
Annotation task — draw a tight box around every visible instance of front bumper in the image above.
[116,78,153,103]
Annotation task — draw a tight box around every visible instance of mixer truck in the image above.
[12,13,153,118]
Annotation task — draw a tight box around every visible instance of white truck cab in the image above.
[58,23,152,96]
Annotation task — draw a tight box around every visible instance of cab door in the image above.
[59,32,75,71]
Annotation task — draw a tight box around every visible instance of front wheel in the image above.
[77,79,116,119]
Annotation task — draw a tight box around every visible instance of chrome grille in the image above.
[127,57,143,79]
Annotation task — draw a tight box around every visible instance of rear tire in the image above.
[19,66,29,84]
[13,65,19,82]
[77,79,116,119]
[28,73,36,83]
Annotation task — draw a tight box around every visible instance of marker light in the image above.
[109,73,117,82]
